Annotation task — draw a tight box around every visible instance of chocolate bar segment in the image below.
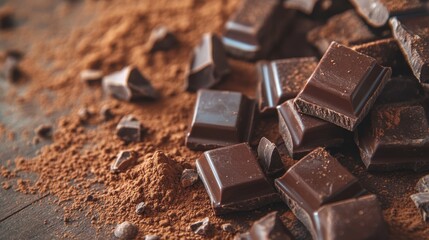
[185,33,230,91]
[236,211,294,240]
[355,102,429,171]
[390,15,429,83]
[222,0,294,60]
[196,143,279,215]
[307,10,379,54]
[257,57,318,114]
[315,195,388,240]
[350,0,427,27]
[375,76,424,106]
[275,147,365,238]
[294,42,391,131]
[277,100,347,158]
[186,90,256,151]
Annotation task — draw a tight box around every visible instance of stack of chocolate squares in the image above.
[184,0,429,238]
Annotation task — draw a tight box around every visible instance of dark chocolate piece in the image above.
[277,100,347,158]
[135,202,146,215]
[100,105,114,121]
[275,148,365,238]
[294,42,391,131]
[102,66,158,101]
[110,150,138,173]
[411,192,429,222]
[196,143,279,215]
[416,175,429,193]
[116,115,141,143]
[355,102,429,171]
[222,0,294,60]
[147,26,178,53]
[315,194,388,240]
[350,0,427,27]
[283,0,318,14]
[180,169,199,188]
[2,53,21,82]
[235,211,294,240]
[186,90,256,151]
[352,38,411,76]
[185,33,230,92]
[390,15,429,83]
[256,57,318,114]
[35,124,52,138]
[80,69,103,85]
[307,10,379,54]
[0,6,14,29]
[190,217,213,236]
[375,76,424,106]
[77,107,92,122]
[257,137,285,176]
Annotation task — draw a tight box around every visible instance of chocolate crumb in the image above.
[116,115,142,143]
[110,150,138,173]
[135,202,146,215]
[221,223,236,233]
[80,69,103,85]
[86,194,96,202]
[180,169,198,188]
[34,124,52,138]
[77,107,92,122]
[190,217,212,236]
[114,221,138,240]
[147,26,178,53]
[100,105,114,121]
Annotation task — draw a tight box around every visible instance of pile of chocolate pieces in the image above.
[182,0,429,239]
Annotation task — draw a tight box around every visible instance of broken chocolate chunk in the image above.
[222,0,294,60]
[180,169,199,188]
[390,15,429,83]
[103,66,158,101]
[294,42,391,131]
[80,69,103,85]
[416,175,429,193]
[100,105,114,121]
[185,33,230,92]
[114,221,138,240]
[135,202,146,215]
[116,115,141,143]
[256,57,318,114]
[190,217,213,236]
[196,143,280,215]
[350,0,427,27]
[257,137,285,176]
[411,192,429,222]
[307,10,379,54]
[110,150,138,173]
[235,211,293,240]
[186,89,256,151]
[275,148,365,238]
[147,26,178,53]
[277,100,347,158]
[35,124,52,138]
[315,194,388,240]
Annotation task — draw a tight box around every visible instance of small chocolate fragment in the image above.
[235,211,293,240]
[222,0,294,60]
[375,76,424,106]
[80,69,103,85]
[147,26,178,53]
[77,107,92,122]
[256,57,318,114]
[2,53,21,82]
[185,33,230,92]
[416,175,429,193]
[85,194,96,202]
[35,124,52,138]
[0,6,14,29]
[116,115,141,143]
[110,150,138,173]
[135,202,146,215]
[283,0,318,14]
[221,223,236,233]
[100,105,114,121]
[355,102,429,171]
[294,42,391,131]
[307,10,379,54]
[411,192,429,222]
[275,148,365,238]
[315,195,388,240]
[180,169,199,188]
[196,143,279,215]
[114,221,138,240]
[277,100,347,158]
[257,137,285,176]
[186,90,256,151]
[190,217,213,236]
[103,66,158,101]
[390,15,429,83]
[352,38,410,76]
[350,0,427,27]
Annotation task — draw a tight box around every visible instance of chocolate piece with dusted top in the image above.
[294,42,391,131]
[196,143,280,215]
[186,90,256,151]
[277,100,347,158]
[222,0,294,60]
[185,33,230,91]
[257,57,317,114]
